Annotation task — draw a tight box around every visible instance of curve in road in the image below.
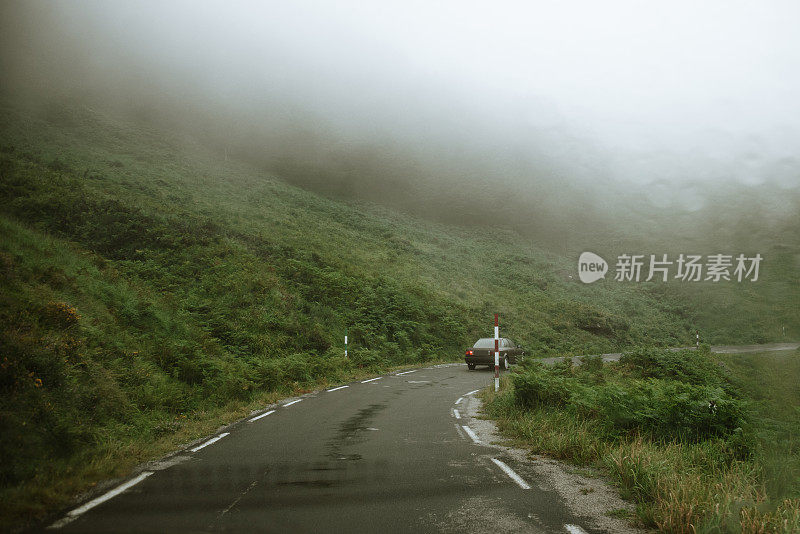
[46,366,607,533]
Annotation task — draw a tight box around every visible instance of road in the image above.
[44,342,798,533]
[539,342,800,366]
[46,365,607,534]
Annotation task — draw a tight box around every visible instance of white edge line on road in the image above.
[283,399,302,407]
[48,471,154,529]
[248,410,275,422]
[462,425,480,444]
[455,397,463,404]
[327,385,349,392]
[491,458,531,490]
[190,432,230,452]
[396,370,417,375]
[453,409,461,419]
[564,524,589,534]
[465,389,480,396]
[361,377,382,383]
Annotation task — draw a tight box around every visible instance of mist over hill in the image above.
[2,0,798,254]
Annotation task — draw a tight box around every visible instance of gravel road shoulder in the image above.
[463,395,651,534]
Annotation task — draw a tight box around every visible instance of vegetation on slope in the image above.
[485,348,800,533]
[0,98,796,528]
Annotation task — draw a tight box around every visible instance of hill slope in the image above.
[0,99,796,527]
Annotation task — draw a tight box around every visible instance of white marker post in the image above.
[494,313,500,392]
[696,330,699,348]
[345,328,348,359]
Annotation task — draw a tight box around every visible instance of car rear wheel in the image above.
[467,363,476,370]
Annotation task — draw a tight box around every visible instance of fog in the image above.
[2,0,799,249]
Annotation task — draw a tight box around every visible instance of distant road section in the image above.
[539,342,799,366]
[709,342,799,354]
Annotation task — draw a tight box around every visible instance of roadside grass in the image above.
[484,348,800,533]
[0,216,454,530]
[0,395,279,530]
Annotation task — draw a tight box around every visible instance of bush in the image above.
[619,347,733,394]
[350,348,386,370]
[282,353,313,383]
[512,361,749,444]
[563,301,631,339]
[592,379,748,442]
[41,301,80,329]
[581,354,603,373]
[251,358,284,391]
[513,364,573,408]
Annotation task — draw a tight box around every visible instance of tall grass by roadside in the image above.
[485,348,800,533]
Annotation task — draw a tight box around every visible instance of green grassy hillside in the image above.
[0,98,797,528]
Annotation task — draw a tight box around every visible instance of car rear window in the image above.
[473,338,496,348]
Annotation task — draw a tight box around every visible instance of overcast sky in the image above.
[5,0,800,197]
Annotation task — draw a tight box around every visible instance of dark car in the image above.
[464,338,525,370]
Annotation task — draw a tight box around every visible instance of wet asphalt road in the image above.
[45,343,798,533]
[538,342,800,366]
[48,365,600,534]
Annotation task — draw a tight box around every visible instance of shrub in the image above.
[512,362,749,444]
[282,353,313,383]
[41,301,80,329]
[592,379,748,442]
[251,358,284,391]
[350,348,386,370]
[563,301,631,339]
[513,364,573,408]
[581,354,603,373]
[619,347,734,394]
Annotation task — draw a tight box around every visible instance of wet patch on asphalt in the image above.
[326,402,388,461]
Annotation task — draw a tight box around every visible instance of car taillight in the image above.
[466,349,473,356]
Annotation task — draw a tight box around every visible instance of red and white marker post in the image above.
[494,314,500,392]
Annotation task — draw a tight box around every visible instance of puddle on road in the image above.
[267,403,391,489]
[325,402,387,462]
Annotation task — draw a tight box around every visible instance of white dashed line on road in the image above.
[462,425,480,444]
[327,385,349,392]
[491,458,531,490]
[465,389,480,396]
[361,377,382,383]
[283,399,302,407]
[48,471,154,529]
[454,397,463,404]
[248,410,275,422]
[190,432,230,452]
[453,409,461,419]
[396,370,417,375]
